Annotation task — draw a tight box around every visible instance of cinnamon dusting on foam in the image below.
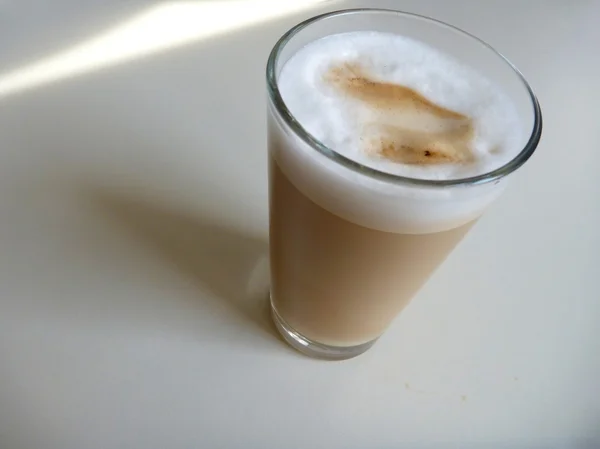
[324,62,475,165]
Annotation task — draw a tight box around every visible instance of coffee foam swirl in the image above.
[272,31,522,233]
[324,62,476,165]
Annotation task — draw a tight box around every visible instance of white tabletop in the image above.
[0,1,598,448]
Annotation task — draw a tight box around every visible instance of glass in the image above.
[266,9,542,360]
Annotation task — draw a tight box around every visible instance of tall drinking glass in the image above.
[266,9,542,360]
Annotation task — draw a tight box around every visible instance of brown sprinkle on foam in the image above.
[324,62,475,165]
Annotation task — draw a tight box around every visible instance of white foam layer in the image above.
[271,31,523,233]
[279,31,522,180]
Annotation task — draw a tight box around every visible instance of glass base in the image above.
[270,301,377,360]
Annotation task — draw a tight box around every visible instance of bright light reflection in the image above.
[0,0,330,98]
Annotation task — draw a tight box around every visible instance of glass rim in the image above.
[266,8,543,188]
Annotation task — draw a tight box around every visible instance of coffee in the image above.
[268,30,524,354]
[270,157,474,347]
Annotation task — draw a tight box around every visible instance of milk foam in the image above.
[279,32,521,179]
[270,31,524,233]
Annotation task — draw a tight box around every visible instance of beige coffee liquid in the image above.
[269,157,474,347]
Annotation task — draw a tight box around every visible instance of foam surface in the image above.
[270,31,523,233]
[279,31,521,180]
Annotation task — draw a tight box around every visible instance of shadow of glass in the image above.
[86,185,276,340]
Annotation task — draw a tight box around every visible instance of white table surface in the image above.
[0,1,598,448]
